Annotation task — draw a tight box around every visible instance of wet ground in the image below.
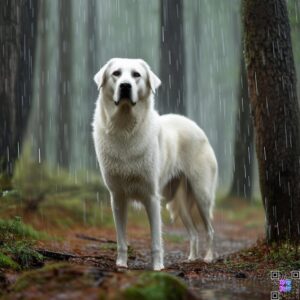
[2,201,293,299]
[27,209,276,300]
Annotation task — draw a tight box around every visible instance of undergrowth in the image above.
[0,217,46,270]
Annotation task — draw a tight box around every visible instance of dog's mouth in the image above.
[115,90,136,106]
[115,97,136,106]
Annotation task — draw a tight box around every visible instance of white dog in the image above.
[92,58,218,271]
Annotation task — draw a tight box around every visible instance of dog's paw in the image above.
[153,263,164,271]
[203,251,213,263]
[116,259,128,268]
[187,254,197,261]
[116,262,128,268]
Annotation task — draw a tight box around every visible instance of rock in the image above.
[235,272,247,278]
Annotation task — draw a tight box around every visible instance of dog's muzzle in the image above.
[115,83,136,106]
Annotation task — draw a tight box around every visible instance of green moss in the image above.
[12,263,72,292]
[0,252,20,270]
[122,272,189,300]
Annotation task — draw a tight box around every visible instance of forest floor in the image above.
[0,194,299,300]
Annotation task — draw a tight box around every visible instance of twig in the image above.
[75,234,116,244]
[35,249,77,260]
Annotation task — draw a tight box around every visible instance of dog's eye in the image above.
[112,70,121,77]
[132,71,141,78]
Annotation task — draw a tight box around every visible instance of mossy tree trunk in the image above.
[0,0,38,176]
[159,0,185,115]
[243,0,300,243]
[229,54,254,200]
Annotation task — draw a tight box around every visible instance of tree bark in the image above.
[57,0,72,169]
[229,54,254,200]
[159,0,185,115]
[0,0,38,176]
[243,0,300,243]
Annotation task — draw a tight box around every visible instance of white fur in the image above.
[92,58,218,270]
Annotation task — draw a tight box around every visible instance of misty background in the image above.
[10,0,300,198]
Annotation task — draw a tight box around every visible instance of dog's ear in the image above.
[138,59,161,93]
[94,59,114,90]
[94,64,108,90]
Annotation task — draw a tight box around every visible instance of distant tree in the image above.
[87,0,98,170]
[244,0,300,243]
[36,0,47,163]
[0,0,38,177]
[159,0,185,114]
[229,52,254,200]
[57,0,72,169]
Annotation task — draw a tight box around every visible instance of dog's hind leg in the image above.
[110,192,128,268]
[168,177,200,261]
[187,173,215,263]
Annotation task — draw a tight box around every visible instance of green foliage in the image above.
[0,252,19,270]
[122,272,189,300]
[3,242,43,269]
[12,144,106,211]
[0,217,46,270]
[12,146,70,210]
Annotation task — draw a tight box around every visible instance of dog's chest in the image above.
[98,136,157,198]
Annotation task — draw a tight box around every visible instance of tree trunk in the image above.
[37,0,47,163]
[0,0,38,176]
[229,55,254,200]
[243,0,300,243]
[57,0,72,169]
[159,0,185,115]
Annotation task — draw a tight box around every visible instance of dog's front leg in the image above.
[110,193,128,268]
[144,196,164,271]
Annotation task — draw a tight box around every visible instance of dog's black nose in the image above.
[120,83,132,90]
[119,83,132,101]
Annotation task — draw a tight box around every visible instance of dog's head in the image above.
[94,58,161,106]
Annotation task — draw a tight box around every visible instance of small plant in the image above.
[0,252,19,270]
[0,217,46,270]
[3,241,44,269]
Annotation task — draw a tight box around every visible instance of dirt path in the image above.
[2,205,276,300]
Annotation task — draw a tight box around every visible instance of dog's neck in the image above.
[99,93,154,138]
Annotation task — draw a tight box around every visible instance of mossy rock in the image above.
[121,272,194,300]
[99,271,196,300]
[11,263,89,292]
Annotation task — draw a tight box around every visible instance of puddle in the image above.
[185,277,299,300]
